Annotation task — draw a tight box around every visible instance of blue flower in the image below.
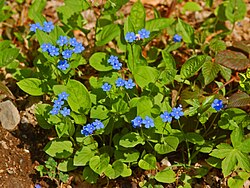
[50,107,59,115]
[102,83,112,92]
[57,36,68,46]
[57,59,69,71]
[211,99,223,111]
[53,99,64,108]
[42,21,54,33]
[41,43,52,52]
[60,107,70,117]
[160,111,172,123]
[142,116,154,128]
[138,29,150,39]
[48,45,59,56]
[62,49,73,59]
[108,55,119,64]
[112,61,122,70]
[69,38,78,47]
[171,105,184,120]
[115,78,125,87]
[58,92,69,101]
[92,119,104,130]
[131,116,143,128]
[81,123,95,136]
[72,43,85,53]
[125,32,136,43]
[173,34,182,42]
[124,79,135,89]
[34,184,42,188]
[30,23,42,32]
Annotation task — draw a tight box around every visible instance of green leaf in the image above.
[104,160,124,179]
[186,132,205,145]
[225,0,246,24]
[70,112,87,124]
[183,2,202,12]
[138,154,156,170]
[35,104,53,129]
[58,158,77,172]
[228,176,245,188]
[219,65,232,81]
[120,163,132,177]
[235,151,250,172]
[210,143,233,159]
[90,105,109,120]
[73,146,95,166]
[137,96,153,117]
[96,24,120,46]
[82,166,99,184]
[17,78,44,96]
[221,150,237,176]
[111,98,130,114]
[209,39,227,53]
[145,18,175,32]
[134,66,159,88]
[176,18,194,44]
[89,153,110,175]
[0,40,11,50]
[114,149,140,163]
[154,136,179,154]
[155,169,176,183]
[44,138,73,159]
[238,137,250,153]
[129,1,145,32]
[89,52,112,71]
[119,132,145,148]
[180,55,208,79]
[0,48,19,67]
[66,80,91,113]
[206,157,221,168]
[28,0,46,23]
[231,127,243,148]
[202,61,220,85]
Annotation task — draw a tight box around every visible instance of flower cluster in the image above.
[30,21,54,33]
[211,99,223,111]
[131,116,154,128]
[81,119,104,136]
[102,78,136,92]
[125,28,150,43]
[108,55,122,70]
[173,34,182,42]
[160,105,184,123]
[41,36,85,70]
[50,92,70,117]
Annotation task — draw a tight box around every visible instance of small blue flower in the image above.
[62,49,73,59]
[48,45,59,56]
[112,61,122,70]
[42,21,54,33]
[108,55,119,64]
[57,36,68,46]
[160,111,172,123]
[173,34,182,42]
[171,105,184,120]
[57,59,69,71]
[72,43,85,53]
[81,123,95,136]
[34,184,42,188]
[102,83,112,92]
[60,107,70,117]
[50,107,60,115]
[211,99,223,111]
[92,119,104,130]
[53,99,64,108]
[30,23,42,32]
[124,79,135,89]
[142,116,154,128]
[41,43,52,52]
[69,38,78,47]
[58,92,69,101]
[125,32,136,43]
[131,116,143,128]
[115,78,125,87]
[138,29,150,39]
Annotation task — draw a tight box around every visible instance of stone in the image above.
[0,100,20,130]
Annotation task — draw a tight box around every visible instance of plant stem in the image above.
[203,113,219,137]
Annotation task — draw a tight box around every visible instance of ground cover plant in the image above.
[0,0,250,187]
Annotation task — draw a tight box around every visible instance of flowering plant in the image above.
[9,0,250,187]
